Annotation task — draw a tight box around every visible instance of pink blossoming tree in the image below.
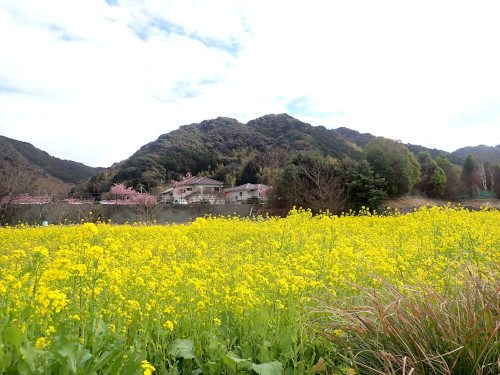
[109,183,157,205]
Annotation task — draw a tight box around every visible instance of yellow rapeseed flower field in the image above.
[0,206,498,374]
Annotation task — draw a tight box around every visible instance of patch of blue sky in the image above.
[151,95,173,103]
[199,77,224,86]
[192,35,242,56]
[152,81,200,103]
[104,0,118,6]
[130,17,244,57]
[47,24,83,42]
[0,84,26,95]
[173,81,199,99]
[449,99,500,128]
[286,96,344,119]
[230,112,249,120]
[58,33,84,42]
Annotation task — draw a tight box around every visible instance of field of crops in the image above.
[0,206,499,374]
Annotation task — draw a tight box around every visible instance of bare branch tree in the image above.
[0,164,35,224]
[478,162,487,190]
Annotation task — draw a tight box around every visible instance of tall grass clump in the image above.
[313,266,499,375]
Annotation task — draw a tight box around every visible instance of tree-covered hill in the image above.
[85,114,363,192]
[84,114,498,196]
[451,144,500,165]
[332,126,374,148]
[3,115,499,211]
[0,136,76,203]
[248,114,362,158]
[0,136,103,184]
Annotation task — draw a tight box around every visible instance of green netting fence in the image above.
[402,190,498,199]
[476,190,497,199]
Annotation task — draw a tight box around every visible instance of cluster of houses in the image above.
[3,177,270,206]
[159,176,269,205]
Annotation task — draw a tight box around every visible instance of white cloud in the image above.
[1,0,499,167]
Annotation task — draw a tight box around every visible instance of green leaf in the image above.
[20,342,38,374]
[88,349,122,372]
[55,337,92,375]
[120,352,142,375]
[168,338,196,359]
[206,361,219,373]
[252,361,283,375]
[222,352,252,372]
[0,347,13,370]
[89,318,108,352]
[108,352,127,375]
[6,324,23,351]
[278,331,294,349]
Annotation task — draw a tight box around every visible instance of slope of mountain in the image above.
[451,144,500,165]
[248,114,361,158]
[0,137,69,198]
[6,114,495,197]
[89,114,362,190]
[93,114,500,192]
[332,127,466,165]
[332,126,374,148]
[0,136,103,184]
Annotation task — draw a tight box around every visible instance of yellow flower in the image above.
[141,360,156,375]
[0,206,498,372]
[35,337,47,349]
[164,320,174,331]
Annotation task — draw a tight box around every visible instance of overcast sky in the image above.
[1,1,500,167]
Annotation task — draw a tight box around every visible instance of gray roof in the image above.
[177,176,224,186]
[225,183,269,192]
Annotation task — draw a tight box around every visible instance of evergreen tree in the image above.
[461,154,480,196]
[435,152,461,199]
[364,137,420,196]
[346,160,387,212]
[416,152,446,197]
[493,164,500,198]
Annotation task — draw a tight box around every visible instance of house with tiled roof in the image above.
[224,183,270,203]
[159,176,225,204]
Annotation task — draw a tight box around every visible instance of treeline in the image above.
[77,136,500,215]
[265,137,500,214]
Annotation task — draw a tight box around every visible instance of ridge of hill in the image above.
[85,114,500,192]
[452,144,500,164]
[4,114,499,196]
[332,127,499,166]
[0,136,103,184]
[85,114,363,191]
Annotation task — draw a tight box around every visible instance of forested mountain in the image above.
[0,136,103,184]
[4,114,498,208]
[331,127,467,165]
[83,114,500,197]
[452,144,500,165]
[333,126,374,148]
[0,137,72,202]
[85,114,364,192]
[248,114,361,157]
